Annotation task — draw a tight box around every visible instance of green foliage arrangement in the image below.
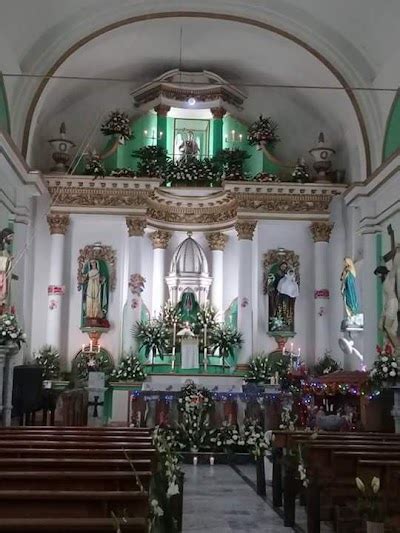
[0,313,26,348]
[85,154,106,178]
[111,352,146,381]
[247,115,280,148]
[100,110,132,141]
[132,145,168,177]
[245,353,271,383]
[134,319,170,359]
[312,351,341,376]
[209,324,242,362]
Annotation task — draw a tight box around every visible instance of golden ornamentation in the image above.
[126,217,147,237]
[47,213,70,235]
[309,221,334,242]
[235,221,257,240]
[48,188,148,209]
[210,107,226,119]
[77,243,117,291]
[235,193,332,213]
[154,104,171,117]
[150,230,172,249]
[206,232,228,251]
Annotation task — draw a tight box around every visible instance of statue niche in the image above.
[263,249,300,334]
[77,243,116,329]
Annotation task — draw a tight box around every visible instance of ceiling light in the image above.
[188,97,196,106]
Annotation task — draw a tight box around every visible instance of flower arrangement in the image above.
[291,160,311,183]
[253,172,281,183]
[269,314,291,332]
[247,115,280,148]
[312,351,341,376]
[214,148,250,180]
[110,167,137,178]
[279,405,298,430]
[33,345,60,380]
[0,313,26,348]
[111,352,146,382]
[369,344,398,389]
[134,319,170,360]
[129,274,146,297]
[100,110,132,141]
[132,146,168,177]
[85,153,106,178]
[243,420,272,459]
[161,302,182,330]
[74,350,114,381]
[176,382,214,451]
[208,324,242,363]
[196,304,217,333]
[297,445,309,488]
[209,423,246,453]
[355,476,384,524]
[164,157,220,185]
[245,354,271,383]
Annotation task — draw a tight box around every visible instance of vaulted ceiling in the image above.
[1,0,399,177]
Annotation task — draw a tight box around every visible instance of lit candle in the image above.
[209,456,215,466]
[97,343,101,353]
[152,129,155,139]
[239,133,243,142]
[193,456,198,466]
[144,129,148,136]
[89,340,93,352]
[282,344,285,356]
[231,129,235,141]
[159,131,163,137]
[290,342,294,353]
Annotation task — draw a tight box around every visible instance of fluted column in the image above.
[310,222,333,362]
[123,217,147,353]
[46,213,70,349]
[150,230,172,317]
[235,221,257,370]
[207,232,228,321]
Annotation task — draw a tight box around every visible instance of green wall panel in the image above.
[383,92,400,161]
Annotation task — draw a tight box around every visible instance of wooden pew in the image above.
[0,517,147,532]
[0,457,155,472]
[0,490,149,518]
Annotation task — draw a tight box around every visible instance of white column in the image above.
[123,217,146,354]
[46,213,69,350]
[207,232,228,321]
[236,221,256,369]
[310,222,333,363]
[360,229,380,369]
[150,230,171,317]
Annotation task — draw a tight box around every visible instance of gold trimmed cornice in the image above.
[309,221,334,242]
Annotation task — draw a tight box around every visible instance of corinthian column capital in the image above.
[47,213,70,235]
[150,230,172,249]
[309,221,334,242]
[235,221,257,240]
[126,217,147,237]
[207,232,228,251]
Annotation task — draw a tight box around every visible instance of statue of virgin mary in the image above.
[340,257,360,319]
[79,259,109,327]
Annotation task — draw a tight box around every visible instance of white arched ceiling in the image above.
[24,15,366,180]
[2,1,399,174]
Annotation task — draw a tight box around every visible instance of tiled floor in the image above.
[182,464,289,533]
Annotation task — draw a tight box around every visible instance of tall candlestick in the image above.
[89,340,93,352]
[282,344,285,356]
[173,321,177,347]
[290,342,294,353]
[81,344,85,353]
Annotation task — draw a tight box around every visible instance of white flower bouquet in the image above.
[0,313,26,348]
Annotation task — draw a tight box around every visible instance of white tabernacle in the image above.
[181,336,199,369]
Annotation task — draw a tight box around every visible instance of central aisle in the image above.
[182,464,288,532]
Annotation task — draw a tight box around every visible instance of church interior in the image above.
[1,1,400,532]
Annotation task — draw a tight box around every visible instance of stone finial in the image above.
[154,104,171,117]
[126,217,147,237]
[47,213,70,235]
[309,221,334,242]
[207,232,228,251]
[235,221,257,240]
[210,107,226,119]
[150,230,172,249]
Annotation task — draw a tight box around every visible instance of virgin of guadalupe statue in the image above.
[79,259,109,327]
[176,291,200,324]
[340,258,360,319]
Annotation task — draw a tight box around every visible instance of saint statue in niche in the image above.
[79,259,110,328]
[176,291,200,324]
[340,258,363,329]
[0,228,17,309]
[263,250,300,333]
[178,130,200,160]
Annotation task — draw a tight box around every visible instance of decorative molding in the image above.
[150,230,172,249]
[154,104,171,117]
[47,213,70,235]
[210,107,227,119]
[235,221,257,240]
[126,216,147,237]
[47,187,148,210]
[206,232,228,251]
[309,221,334,242]
[314,289,330,299]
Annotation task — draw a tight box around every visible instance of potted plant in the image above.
[355,476,385,533]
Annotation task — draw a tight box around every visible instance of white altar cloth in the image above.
[180,336,199,369]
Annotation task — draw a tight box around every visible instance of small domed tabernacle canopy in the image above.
[170,232,209,276]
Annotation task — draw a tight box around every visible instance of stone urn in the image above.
[309,132,335,183]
